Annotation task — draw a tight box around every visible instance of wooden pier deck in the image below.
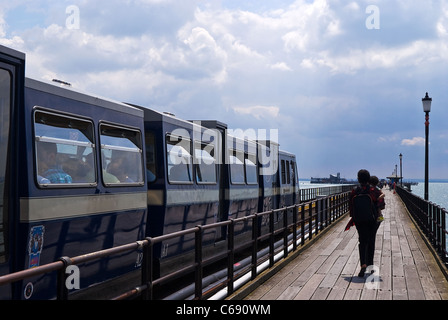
[237,189,448,300]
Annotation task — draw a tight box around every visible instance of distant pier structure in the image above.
[386,172,417,191]
[310,172,354,184]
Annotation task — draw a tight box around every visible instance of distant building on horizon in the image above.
[310,172,354,184]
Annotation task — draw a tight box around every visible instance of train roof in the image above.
[0,44,25,60]
[25,78,143,118]
[130,103,212,131]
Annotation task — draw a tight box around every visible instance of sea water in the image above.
[410,181,448,210]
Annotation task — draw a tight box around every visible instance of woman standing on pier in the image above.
[349,169,383,277]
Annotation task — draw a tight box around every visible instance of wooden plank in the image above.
[293,273,325,300]
[392,276,407,300]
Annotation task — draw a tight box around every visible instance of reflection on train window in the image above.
[291,161,297,184]
[166,135,192,184]
[100,124,144,185]
[0,68,11,262]
[34,110,96,186]
[145,131,157,183]
[245,153,257,184]
[229,149,244,184]
[195,143,216,184]
[281,160,286,184]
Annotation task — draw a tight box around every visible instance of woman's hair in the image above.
[357,169,370,184]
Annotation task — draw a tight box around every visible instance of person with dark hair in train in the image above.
[349,169,382,277]
[36,141,72,184]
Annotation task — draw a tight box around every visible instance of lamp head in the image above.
[422,92,432,112]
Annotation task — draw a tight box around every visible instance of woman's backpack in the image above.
[352,187,376,223]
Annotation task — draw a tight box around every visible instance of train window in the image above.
[145,131,157,183]
[0,68,11,262]
[194,143,216,184]
[281,160,286,185]
[34,110,96,186]
[291,161,298,183]
[286,160,291,184]
[100,124,144,185]
[229,149,245,184]
[166,134,193,184]
[245,153,257,184]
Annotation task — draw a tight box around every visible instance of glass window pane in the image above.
[100,124,144,185]
[245,153,257,184]
[167,136,192,183]
[34,111,95,185]
[230,149,244,184]
[281,160,286,184]
[195,144,216,184]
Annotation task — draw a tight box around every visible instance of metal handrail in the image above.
[0,189,352,300]
[396,186,448,264]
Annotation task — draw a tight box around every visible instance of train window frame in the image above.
[166,133,193,185]
[33,109,97,188]
[245,152,258,185]
[145,131,157,184]
[229,148,245,185]
[194,141,217,185]
[281,160,286,185]
[99,122,145,187]
[0,67,12,263]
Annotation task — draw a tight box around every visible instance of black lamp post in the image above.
[399,153,403,187]
[422,92,432,201]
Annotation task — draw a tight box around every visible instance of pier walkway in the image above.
[237,189,448,300]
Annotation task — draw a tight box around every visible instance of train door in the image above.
[280,157,292,207]
[0,46,25,299]
[291,159,299,204]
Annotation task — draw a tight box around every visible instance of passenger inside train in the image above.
[36,141,72,184]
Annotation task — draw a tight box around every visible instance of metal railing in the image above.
[0,189,352,300]
[396,186,448,264]
[300,184,355,202]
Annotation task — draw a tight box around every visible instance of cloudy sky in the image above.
[1,0,448,180]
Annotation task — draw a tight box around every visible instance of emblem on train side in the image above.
[28,225,45,268]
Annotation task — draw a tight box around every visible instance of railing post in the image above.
[435,206,441,252]
[308,202,313,241]
[251,214,259,280]
[316,198,322,234]
[283,208,289,259]
[270,210,275,267]
[57,256,71,300]
[141,238,153,300]
[442,211,447,263]
[195,226,203,299]
[227,219,235,295]
[292,205,298,251]
[300,204,305,245]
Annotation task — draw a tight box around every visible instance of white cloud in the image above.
[269,62,292,71]
[232,105,280,120]
[401,137,425,146]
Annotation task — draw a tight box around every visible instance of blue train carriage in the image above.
[226,133,259,237]
[200,122,261,241]
[0,45,147,299]
[257,141,299,233]
[277,149,300,228]
[278,150,299,207]
[138,110,222,277]
[257,140,279,232]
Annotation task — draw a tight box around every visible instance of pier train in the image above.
[0,45,299,299]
